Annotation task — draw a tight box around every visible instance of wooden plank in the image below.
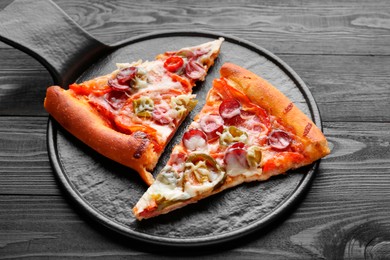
[1,0,389,55]
[0,117,57,195]
[280,55,390,122]
[0,190,389,258]
[0,70,52,116]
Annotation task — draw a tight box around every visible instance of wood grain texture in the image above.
[1,52,389,121]
[1,0,389,55]
[0,0,389,258]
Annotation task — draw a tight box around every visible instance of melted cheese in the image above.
[183,135,208,152]
[118,60,184,93]
[136,167,191,212]
[225,154,261,178]
[148,123,173,142]
[147,179,190,202]
[183,160,225,197]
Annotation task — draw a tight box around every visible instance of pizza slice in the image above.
[133,63,330,220]
[44,38,224,185]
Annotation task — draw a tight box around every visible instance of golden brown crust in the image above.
[44,86,156,185]
[220,63,330,162]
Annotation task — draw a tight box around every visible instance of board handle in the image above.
[0,0,112,86]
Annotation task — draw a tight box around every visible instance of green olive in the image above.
[184,153,225,188]
[133,96,154,117]
[219,126,248,146]
[171,95,198,118]
[246,146,262,167]
[156,166,179,186]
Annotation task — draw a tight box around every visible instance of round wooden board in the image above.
[47,31,322,247]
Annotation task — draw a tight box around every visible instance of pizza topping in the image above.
[199,114,224,140]
[108,78,130,91]
[218,99,245,125]
[171,94,197,118]
[182,129,208,151]
[184,153,226,195]
[104,91,128,110]
[133,96,154,118]
[116,67,137,85]
[223,143,263,177]
[185,60,206,80]
[156,166,183,188]
[169,73,192,91]
[109,66,150,91]
[69,82,111,96]
[246,145,262,168]
[164,56,184,73]
[152,103,173,125]
[175,49,194,58]
[219,99,241,119]
[268,129,291,150]
[219,126,248,146]
[224,143,249,176]
[88,97,116,126]
[133,68,149,89]
[169,152,187,172]
[108,67,138,91]
[149,166,190,202]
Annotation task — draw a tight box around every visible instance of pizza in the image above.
[44,38,224,185]
[133,63,330,220]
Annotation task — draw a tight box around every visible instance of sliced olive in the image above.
[246,146,262,168]
[171,95,198,118]
[133,96,154,118]
[219,126,248,146]
[184,153,225,188]
[156,166,183,187]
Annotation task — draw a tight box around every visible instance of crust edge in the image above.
[44,86,156,185]
[220,63,330,162]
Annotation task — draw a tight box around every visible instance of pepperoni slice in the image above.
[199,114,224,140]
[185,60,206,79]
[152,104,172,125]
[175,49,194,58]
[268,130,292,150]
[224,143,249,170]
[193,49,208,57]
[108,78,130,91]
[182,129,208,151]
[219,99,245,125]
[219,99,241,119]
[104,91,127,110]
[116,67,137,85]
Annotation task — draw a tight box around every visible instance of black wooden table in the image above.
[1,0,389,259]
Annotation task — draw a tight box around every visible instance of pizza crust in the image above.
[220,63,330,162]
[44,86,156,185]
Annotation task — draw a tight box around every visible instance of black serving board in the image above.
[47,31,321,247]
